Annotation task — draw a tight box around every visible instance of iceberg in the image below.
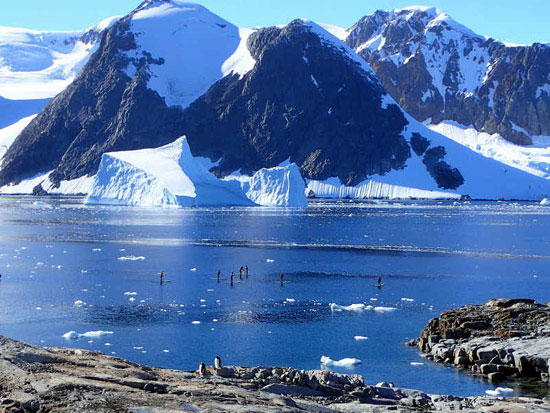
[85,137,307,208]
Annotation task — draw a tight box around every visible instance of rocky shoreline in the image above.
[410,298,550,389]
[1,335,550,412]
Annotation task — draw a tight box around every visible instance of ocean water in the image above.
[0,196,549,397]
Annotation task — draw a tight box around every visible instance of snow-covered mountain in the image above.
[346,6,550,146]
[0,0,549,201]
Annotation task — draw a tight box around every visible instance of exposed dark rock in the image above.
[410,132,430,156]
[412,299,550,385]
[422,146,464,189]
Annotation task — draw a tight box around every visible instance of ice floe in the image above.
[330,303,369,312]
[320,356,362,367]
[354,336,368,341]
[118,255,146,261]
[485,387,514,397]
[63,330,113,340]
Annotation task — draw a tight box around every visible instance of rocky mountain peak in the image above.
[347,7,550,145]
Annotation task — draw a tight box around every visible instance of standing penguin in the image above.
[198,362,206,376]
[214,356,222,369]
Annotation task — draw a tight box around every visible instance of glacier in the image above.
[85,137,307,208]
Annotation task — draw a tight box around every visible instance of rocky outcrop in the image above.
[410,298,550,384]
[347,7,550,145]
[0,336,549,412]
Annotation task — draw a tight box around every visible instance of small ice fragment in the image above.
[213,319,219,322]
[192,321,201,325]
[410,362,424,366]
[354,336,368,341]
[104,343,112,346]
[124,292,138,296]
[35,307,42,311]
[74,300,86,307]
[200,299,206,303]
[401,298,415,302]
[163,349,170,353]
[373,306,397,313]
[285,298,295,303]
[129,297,136,302]
[266,259,275,263]
[320,356,361,367]
[330,303,367,312]
[369,298,378,301]
[190,268,197,272]
[92,248,101,252]
[133,346,144,350]
[118,256,145,261]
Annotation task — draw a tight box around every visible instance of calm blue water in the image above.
[0,196,549,397]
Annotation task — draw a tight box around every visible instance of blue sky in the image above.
[1,0,548,45]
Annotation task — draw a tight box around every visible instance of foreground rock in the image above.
[411,299,550,386]
[1,336,549,412]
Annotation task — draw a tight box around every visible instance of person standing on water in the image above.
[217,270,221,282]
[160,271,165,285]
[230,271,235,285]
[279,273,285,284]
[377,276,382,285]
[245,266,249,277]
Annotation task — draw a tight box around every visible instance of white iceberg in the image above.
[541,198,550,206]
[320,356,362,367]
[85,137,307,208]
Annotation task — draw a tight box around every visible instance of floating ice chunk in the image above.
[191,321,201,325]
[118,255,146,261]
[124,292,138,296]
[92,248,101,252]
[73,300,86,307]
[540,198,550,206]
[63,330,114,340]
[354,336,368,341]
[285,298,296,303]
[35,307,42,311]
[330,303,367,312]
[190,267,197,272]
[266,259,275,263]
[104,343,112,346]
[63,331,80,340]
[129,297,136,302]
[401,298,415,302]
[369,298,378,301]
[373,306,397,313]
[163,349,170,353]
[485,387,514,396]
[410,362,424,366]
[321,356,361,367]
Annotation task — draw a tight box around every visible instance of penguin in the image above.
[214,356,222,370]
[198,362,206,376]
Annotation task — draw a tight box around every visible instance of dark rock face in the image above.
[347,8,550,145]
[183,21,410,185]
[422,146,464,190]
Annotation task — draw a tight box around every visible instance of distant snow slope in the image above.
[0,16,120,100]
[85,137,307,208]
[428,122,550,179]
[0,16,121,161]
[125,1,255,109]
